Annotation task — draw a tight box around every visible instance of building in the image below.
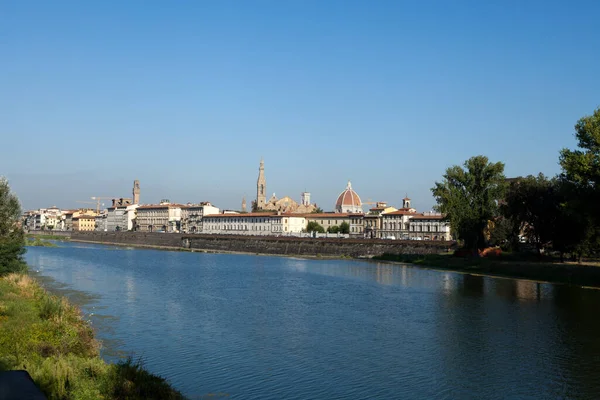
[135,201,183,233]
[335,181,363,213]
[367,202,397,216]
[180,202,220,233]
[72,214,96,231]
[95,213,108,231]
[106,203,139,232]
[305,213,358,232]
[256,158,267,209]
[408,212,451,241]
[255,159,318,213]
[133,180,140,204]
[363,214,380,238]
[202,213,307,235]
[380,210,416,240]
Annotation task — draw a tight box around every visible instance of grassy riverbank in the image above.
[0,273,186,399]
[374,253,600,287]
[26,233,70,241]
[26,237,59,247]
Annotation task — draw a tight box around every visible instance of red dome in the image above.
[335,181,362,212]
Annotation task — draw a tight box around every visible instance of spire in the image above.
[347,180,352,190]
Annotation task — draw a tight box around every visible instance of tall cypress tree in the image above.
[0,177,27,275]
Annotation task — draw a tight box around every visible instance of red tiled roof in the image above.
[136,203,187,209]
[306,213,347,218]
[384,209,417,216]
[204,212,278,218]
[410,214,445,220]
[72,214,96,220]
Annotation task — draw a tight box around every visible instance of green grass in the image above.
[27,237,59,247]
[26,234,70,241]
[0,274,186,399]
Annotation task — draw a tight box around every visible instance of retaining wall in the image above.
[70,231,456,257]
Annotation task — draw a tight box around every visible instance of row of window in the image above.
[205,225,289,232]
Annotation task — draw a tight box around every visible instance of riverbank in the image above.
[375,253,600,288]
[0,273,186,399]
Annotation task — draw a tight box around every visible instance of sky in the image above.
[2,0,600,212]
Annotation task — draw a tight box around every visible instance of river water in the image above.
[25,242,600,399]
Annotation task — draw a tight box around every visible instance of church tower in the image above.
[241,196,247,213]
[133,180,140,205]
[256,158,266,209]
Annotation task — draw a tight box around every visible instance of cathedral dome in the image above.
[335,181,363,213]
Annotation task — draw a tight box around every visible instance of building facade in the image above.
[203,213,307,235]
[135,202,183,233]
[380,210,416,240]
[408,213,451,241]
[72,214,96,231]
[180,203,220,233]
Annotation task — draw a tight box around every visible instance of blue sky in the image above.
[2,0,599,212]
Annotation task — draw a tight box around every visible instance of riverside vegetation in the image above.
[430,107,600,262]
[0,177,185,399]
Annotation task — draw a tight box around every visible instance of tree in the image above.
[501,174,560,255]
[312,206,324,214]
[251,200,259,212]
[559,107,600,255]
[327,225,340,234]
[306,221,325,233]
[0,177,27,275]
[339,222,350,234]
[431,155,506,252]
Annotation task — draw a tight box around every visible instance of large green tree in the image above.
[0,177,27,275]
[559,107,600,254]
[501,174,560,254]
[431,155,506,252]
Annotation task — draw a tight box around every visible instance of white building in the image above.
[181,202,220,233]
[135,201,183,233]
[202,213,307,236]
[408,212,451,241]
[106,204,139,231]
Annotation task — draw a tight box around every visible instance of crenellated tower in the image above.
[133,180,140,204]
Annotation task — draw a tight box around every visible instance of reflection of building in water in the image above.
[516,280,540,301]
[376,264,395,285]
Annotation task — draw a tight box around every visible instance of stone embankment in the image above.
[70,231,455,257]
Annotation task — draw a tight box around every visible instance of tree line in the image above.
[432,107,600,260]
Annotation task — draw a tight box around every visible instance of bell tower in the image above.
[256,158,266,209]
[133,180,140,205]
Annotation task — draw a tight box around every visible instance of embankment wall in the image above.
[70,232,455,257]
[27,230,71,237]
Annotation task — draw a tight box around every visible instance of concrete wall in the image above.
[71,231,456,257]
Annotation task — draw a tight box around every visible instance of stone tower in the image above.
[402,195,411,209]
[241,196,247,213]
[256,158,266,209]
[133,180,140,204]
[301,192,311,206]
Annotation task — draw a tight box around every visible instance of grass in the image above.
[0,273,186,399]
[26,234,70,241]
[27,237,59,247]
[373,252,600,287]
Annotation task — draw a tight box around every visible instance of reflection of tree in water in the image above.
[458,273,486,297]
[550,285,600,398]
[430,274,600,398]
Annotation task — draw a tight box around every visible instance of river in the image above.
[25,241,600,399]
